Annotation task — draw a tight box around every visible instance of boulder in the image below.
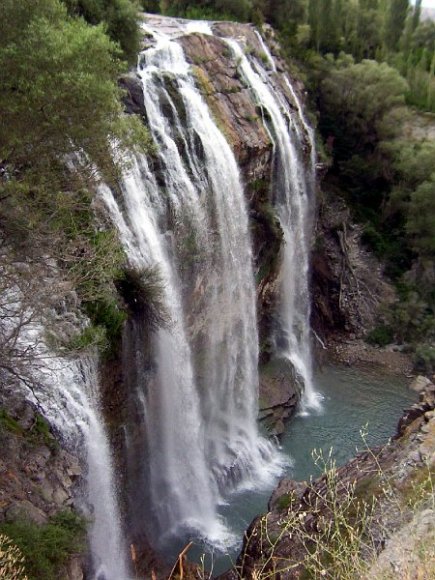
[410,375,432,393]
[5,500,48,525]
[119,73,146,116]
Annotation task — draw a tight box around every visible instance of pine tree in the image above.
[384,0,409,52]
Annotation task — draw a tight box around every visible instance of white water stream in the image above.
[4,18,324,577]
[100,25,285,546]
[226,38,322,411]
[11,317,130,579]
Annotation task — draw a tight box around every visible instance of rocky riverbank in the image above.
[328,338,414,375]
[219,379,435,579]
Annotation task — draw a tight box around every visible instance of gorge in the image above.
[0,9,430,580]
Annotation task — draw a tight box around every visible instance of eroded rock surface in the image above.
[0,398,82,525]
[259,358,301,436]
[311,196,396,342]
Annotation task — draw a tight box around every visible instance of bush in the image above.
[63,325,109,353]
[366,325,394,347]
[63,0,140,63]
[84,297,127,349]
[0,511,86,580]
[116,266,170,330]
[413,344,435,374]
[0,410,56,449]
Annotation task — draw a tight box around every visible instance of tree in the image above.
[0,0,127,174]
[384,0,409,51]
[320,58,408,157]
[63,0,141,62]
[0,0,151,389]
[407,178,435,256]
[412,0,422,32]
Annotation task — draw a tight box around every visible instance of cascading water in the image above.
[99,163,229,548]
[1,14,325,577]
[100,22,286,550]
[13,318,130,579]
[225,37,322,411]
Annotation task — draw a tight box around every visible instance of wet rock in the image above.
[269,478,307,511]
[53,486,71,505]
[259,358,300,409]
[119,73,146,117]
[39,478,55,503]
[258,357,302,434]
[64,556,84,580]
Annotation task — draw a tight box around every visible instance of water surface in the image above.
[192,363,417,576]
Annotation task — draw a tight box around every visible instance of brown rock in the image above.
[5,500,48,525]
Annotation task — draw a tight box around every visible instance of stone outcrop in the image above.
[0,397,82,525]
[120,19,311,367]
[311,195,396,342]
[0,393,84,579]
[259,358,301,436]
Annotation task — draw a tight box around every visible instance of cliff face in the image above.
[126,18,315,348]
[311,193,396,343]
[0,389,84,579]
[0,14,417,580]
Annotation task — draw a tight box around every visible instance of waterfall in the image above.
[100,23,285,549]
[225,37,322,411]
[15,321,130,579]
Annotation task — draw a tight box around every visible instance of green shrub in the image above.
[84,297,127,349]
[366,325,394,347]
[413,344,435,374]
[63,324,109,353]
[361,223,389,257]
[63,0,140,63]
[0,410,23,436]
[0,511,86,580]
[116,265,170,330]
[0,409,56,450]
[140,0,160,12]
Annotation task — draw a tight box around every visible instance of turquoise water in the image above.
[189,363,417,576]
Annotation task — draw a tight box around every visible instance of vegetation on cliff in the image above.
[0,0,155,389]
[0,511,86,580]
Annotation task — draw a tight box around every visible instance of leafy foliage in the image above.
[0,0,153,378]
[63,0,141,62]
[366,325,394,347]
[116,266,171,329]
[0,512,86,580]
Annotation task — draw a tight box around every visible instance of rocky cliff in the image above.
[0,14,402,580]
[0,388,84,579]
